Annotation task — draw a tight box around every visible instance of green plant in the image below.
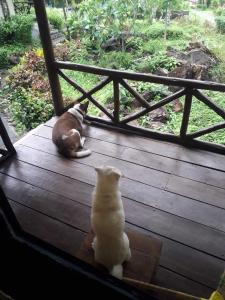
[9,88,53,132]
[136,53,178,73]
[98,51,134,70]
[214,7,225,16]
[46,8,64,31]
[145,23,184,39]
[0,14,34,45]
[209,62,225,83]
[215,16,225,34]
[0,43,26,68]
[142,39,166,54]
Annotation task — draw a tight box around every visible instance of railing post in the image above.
[180,88,193,140]
[33,0,64,116]
[113,80,120,123]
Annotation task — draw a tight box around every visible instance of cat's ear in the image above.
[80,101,89,112]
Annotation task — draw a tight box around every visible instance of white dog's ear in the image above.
[112,169,122,179]
[95,167,103,174]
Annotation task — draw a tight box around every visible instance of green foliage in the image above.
[209,62,225,83]
[0,14,34,45]
[46,8,64,30]
[166,92,225,144]
[214,7,225,16]
[9,88,53,132]
[145,23,184,39]
[136,53,178,72]
[0,43,26,68]
[215,16,225,34]
[142,39,167,54]
[98,51,134,69]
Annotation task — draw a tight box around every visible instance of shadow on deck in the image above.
[0,117,225,298]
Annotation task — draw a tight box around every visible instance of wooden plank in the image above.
[153,267,212,299]
[18,135,225,211]
[1,174,223,289]
[119,148,225,189]
[1,160,225,260]
[77,230,162,283]
[14,144,170,190]
[0,159,93,207]
[21,133,225,190]
[9,200,86,256]
[126,224,223,290]
[165,176,225,210]
[41,122,225,172]
[1,175,90,232]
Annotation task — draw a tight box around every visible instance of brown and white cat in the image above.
[52,101,91,158]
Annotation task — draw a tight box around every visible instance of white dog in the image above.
[91,166,131,279]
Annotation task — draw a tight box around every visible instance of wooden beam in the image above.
[187,122,225,139]
[55,61,225,92]
[180,89,193,139]
[33,0,64,116]
[113,80,120,123]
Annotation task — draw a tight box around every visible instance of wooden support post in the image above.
[0,117,16,155]
[113,80,120,123]
[180,88,193,140]
[33,0,64,116]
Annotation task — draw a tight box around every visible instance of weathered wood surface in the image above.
[1,120,225,298]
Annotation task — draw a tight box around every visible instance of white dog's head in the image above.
[95,166,122,191]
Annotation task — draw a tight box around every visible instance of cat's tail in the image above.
[71,149,92,158]
[110,264,123,279]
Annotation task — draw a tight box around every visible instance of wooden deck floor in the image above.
[0,117,225,298]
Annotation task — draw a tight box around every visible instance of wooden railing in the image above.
[33,0,225,154]
[54,61,225,154]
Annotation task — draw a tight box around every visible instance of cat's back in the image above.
[52,112,81,143]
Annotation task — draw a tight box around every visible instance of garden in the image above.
[1,0,225,144]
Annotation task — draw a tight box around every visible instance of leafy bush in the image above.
[98,51,134,70]
[7,50,49,91]
[214,7,225,16]
[136,53,178,73]
[9,88,53,132]
[0,43,26,68]
[209,62,225,83]
[46,8,64,31]
[145,23,184,39]
[142,39,166,54]
[215,16,225,34]
[0,14,34,45]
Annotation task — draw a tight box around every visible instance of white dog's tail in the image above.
[110,265,123,279]
[71,149,92,158]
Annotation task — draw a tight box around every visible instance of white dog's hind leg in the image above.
[91,236,96,251]
[111,265,123,279]
[125,247,131,261]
